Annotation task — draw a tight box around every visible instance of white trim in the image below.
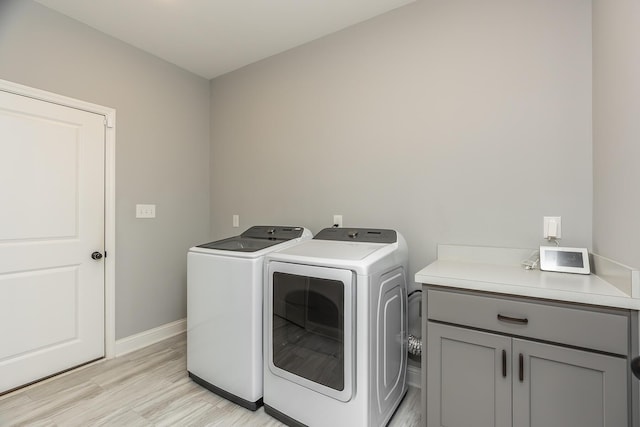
[0,78,117,360]
[0,79,115,117]
[104,111,116,358]
[115,319,187,357]
[407,364,421,389]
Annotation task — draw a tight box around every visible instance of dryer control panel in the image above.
[314,227,397,243]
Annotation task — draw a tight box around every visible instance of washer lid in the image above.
[197,236,283,252]
[196,225,307,252]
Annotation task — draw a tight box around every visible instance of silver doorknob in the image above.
[91,251,103,260]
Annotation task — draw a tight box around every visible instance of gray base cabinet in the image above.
[427,323,511,427]
[512,338,627,427]
[424,287,632,427]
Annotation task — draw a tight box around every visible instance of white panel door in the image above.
[0,90,105,393]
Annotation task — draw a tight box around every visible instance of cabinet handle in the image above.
[497,314,529,325]
[519,353,524,382]
[502,350,507,378]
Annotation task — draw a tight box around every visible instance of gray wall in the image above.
[0,0,211,339]
[0,0,603,343]
[210,0,593,336]
[593,0,640,270]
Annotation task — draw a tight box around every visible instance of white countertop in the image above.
[415,245,640,310]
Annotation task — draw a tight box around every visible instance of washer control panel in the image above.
[241,226,305,240]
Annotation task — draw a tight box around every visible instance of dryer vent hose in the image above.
[408,334,422,357]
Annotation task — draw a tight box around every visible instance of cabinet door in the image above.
[427,322,511,427]
[512,339,628,427]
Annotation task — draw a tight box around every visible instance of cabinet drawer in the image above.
[427,288,629,355]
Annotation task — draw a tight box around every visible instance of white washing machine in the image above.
[187,225,312,410]
[263,228,408,427]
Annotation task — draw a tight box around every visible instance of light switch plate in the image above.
[136,204,156,218]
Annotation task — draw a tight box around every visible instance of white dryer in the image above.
[187,226,312,410]
[263,228,408,427]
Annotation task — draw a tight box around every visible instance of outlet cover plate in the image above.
[543,216,561,239]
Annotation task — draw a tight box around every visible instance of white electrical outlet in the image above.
[543,216,562,239]
[136,204,156,219]
[333,215,343,227]
[233,214,239,228]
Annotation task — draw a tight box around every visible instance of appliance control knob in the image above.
[348,231,358,239]
[267,228,276,234]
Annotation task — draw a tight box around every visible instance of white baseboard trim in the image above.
[407,364,421,388]
[114,318,186,357]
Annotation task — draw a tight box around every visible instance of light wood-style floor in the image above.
[0,333,421,426]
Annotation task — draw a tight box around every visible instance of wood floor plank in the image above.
[389,387,421,426]
[0,333,422,426]
[0,393,36,426]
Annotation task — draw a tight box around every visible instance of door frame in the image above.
[0,78,117,359]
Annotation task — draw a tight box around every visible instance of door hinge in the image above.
[104,114,115,128]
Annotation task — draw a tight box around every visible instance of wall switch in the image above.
[233,214,239,228]
[136,204,156,219]
[543,216,562,239]
[333,215,343,227]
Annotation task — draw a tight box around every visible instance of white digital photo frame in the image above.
[539,246,590,275]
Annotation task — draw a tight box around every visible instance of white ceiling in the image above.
[34,0,415,80]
